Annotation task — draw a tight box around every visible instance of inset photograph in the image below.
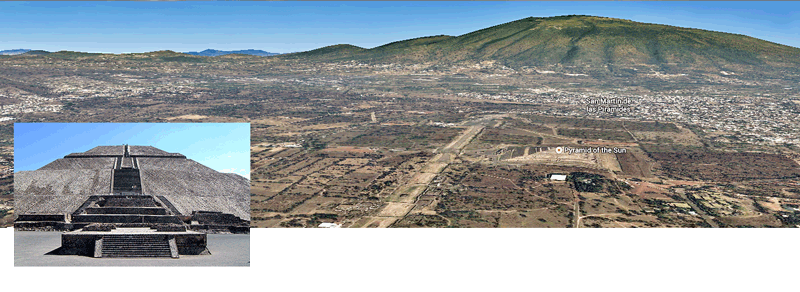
[14,123,250,266]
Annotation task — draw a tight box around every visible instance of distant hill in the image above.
[18,50,206,63]
[0,49,31,55]
[45,51,103,59]
[22,50,51,56]
[286,44,365,59]
[184,49,280,57]
[282,15,800,74]
[135,50,206,62]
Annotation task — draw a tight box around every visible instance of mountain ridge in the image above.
[0,49,31,55]
[280,15,800,74]
[4,49,280,57]
[184,49,280,57]
[6,15,800,76]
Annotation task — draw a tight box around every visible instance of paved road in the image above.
[441,125,484,154]
[573,198,581,228]
[15,231,250,266]
[375,117,493,226]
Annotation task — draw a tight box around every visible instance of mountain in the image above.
[0,49,31,55]
[286,44,365,59]
[7,50,213,63]
[22,50,51,56]
[281,15,800,74]
[184,49,280,57]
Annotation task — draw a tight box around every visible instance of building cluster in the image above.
[0,93,62,116]
[452,87,800,146]
[1,55,798,148]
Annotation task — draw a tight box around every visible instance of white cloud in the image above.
[220,168,250,180]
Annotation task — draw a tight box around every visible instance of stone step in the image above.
[103,253,171,257]
[102,249,171,252]
[102,197,157,207]
[84,207,168,215]
[120,157,133,168]
[103,249,171,252]
[112,168,142,194]
[101,235,174,258]
[72,214,183,224]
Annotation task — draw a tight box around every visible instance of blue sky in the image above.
[14,123,250,179]
[1,2,798,53]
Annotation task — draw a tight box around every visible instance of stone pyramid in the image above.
[15,145,250,233]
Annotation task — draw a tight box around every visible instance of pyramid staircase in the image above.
[100,234,177,258]
[52,145,210,258]
[72,147,185,228]
[72,194,187,258]
[75,147,189,258]
[71,195,184,227]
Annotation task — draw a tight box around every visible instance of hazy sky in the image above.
[14,123,251,179]
[1,2,799,53]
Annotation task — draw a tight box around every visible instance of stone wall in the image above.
[175,234,208,255]
[60,234,99,256]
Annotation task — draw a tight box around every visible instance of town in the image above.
[0,46,798,228]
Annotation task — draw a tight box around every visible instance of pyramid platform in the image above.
[15,145,249,258]
[60,227,208,258]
